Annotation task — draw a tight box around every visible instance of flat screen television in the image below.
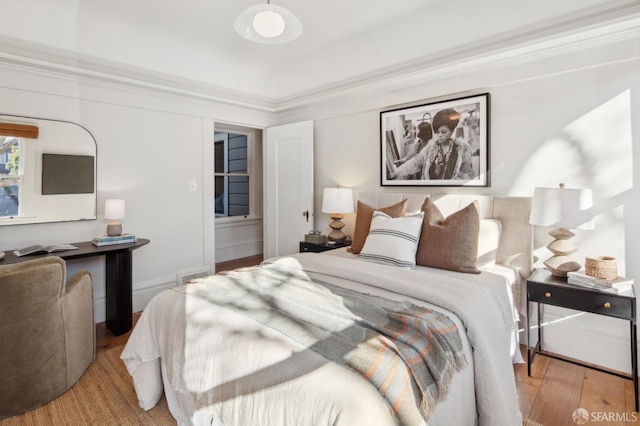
[41,153,95,195]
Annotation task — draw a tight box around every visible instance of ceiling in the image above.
[0,0,638,104]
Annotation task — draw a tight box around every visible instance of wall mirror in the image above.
[0,115,97,226]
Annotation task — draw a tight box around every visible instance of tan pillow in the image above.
[416,198,481,273]
[349,199,408,254]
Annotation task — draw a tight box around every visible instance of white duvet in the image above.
[121,253,522,426]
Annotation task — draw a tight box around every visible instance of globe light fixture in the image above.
[234,0,302,44]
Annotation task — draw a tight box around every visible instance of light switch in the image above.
[189,181,197,192]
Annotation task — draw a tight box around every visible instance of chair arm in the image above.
[61,270,95,387]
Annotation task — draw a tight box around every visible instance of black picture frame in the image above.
[380,93,490,187]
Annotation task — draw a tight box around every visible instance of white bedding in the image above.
[121,252,522,426]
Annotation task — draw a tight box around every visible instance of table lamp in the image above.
[321,187,354,242]
[104,199,125,236]
[529,184,594,277]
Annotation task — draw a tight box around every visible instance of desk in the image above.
[526,268,637,411]
[3,239,149,336]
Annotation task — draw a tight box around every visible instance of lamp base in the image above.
[328,214,346,243]
[544,228,581,277]
[544,255,581,277]
[107,222,122,236]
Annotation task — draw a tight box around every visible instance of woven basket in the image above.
[585,256,618,280]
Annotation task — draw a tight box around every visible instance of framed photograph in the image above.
[380,93,489,187]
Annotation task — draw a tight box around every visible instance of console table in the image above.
[2,239,149,336]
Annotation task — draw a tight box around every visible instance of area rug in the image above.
[0,345,174,425]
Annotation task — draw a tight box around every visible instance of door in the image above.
[264,120,314,258]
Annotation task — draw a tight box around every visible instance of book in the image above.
[92,236,136,247]
[567,271,634,289]
[567,277,634,294]
[93,233,136,242]
[13,244,78,257]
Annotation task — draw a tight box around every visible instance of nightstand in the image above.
[526,268,638,411]
[299,241,348,253]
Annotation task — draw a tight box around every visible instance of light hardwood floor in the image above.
[515,346,639,425]
[97,255,640,426]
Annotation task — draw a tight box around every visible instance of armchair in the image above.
[0,256,95,419]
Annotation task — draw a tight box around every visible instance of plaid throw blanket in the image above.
[186,257,467,424]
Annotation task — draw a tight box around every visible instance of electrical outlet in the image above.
[189,181,197,192]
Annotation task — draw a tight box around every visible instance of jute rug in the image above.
[1,343,545,425]
[0,345,174,426]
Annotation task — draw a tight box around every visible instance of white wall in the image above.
[308,39,640,373]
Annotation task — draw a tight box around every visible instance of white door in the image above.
[264,120,314,258]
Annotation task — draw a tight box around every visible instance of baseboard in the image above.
[93,275,177,323]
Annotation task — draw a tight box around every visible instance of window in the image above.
[0,137,22,218]
[214,130,252,218]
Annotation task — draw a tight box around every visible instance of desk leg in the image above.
[527,295,531,376]
[631,320,638,412]
[105,251,133,336]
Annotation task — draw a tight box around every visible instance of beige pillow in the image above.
[349,199,408,254]
[416,198,481,273]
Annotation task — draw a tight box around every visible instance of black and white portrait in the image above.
[380,93,489,187]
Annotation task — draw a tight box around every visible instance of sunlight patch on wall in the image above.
[563,90,633,199]
[514,90,632,194]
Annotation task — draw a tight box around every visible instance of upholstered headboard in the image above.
[357,192,533,280]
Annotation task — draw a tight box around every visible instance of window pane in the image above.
[215,132,248,174]
[215,175,250,217]
[214,139,225,174]
[0,137,20,218]
[228,134,248,174]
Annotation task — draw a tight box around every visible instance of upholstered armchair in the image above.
[0,256,95,419]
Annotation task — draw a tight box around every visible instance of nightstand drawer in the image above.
[529,284,633,320]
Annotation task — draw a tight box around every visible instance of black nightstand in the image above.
[299,241,349,253]
[526,268,638,411]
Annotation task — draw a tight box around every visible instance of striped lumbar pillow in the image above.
[358,211,424,268]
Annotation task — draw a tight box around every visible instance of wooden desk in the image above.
[2,239,150,336]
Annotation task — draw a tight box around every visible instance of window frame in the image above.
[214,127,256,222]
[0,137,23,219]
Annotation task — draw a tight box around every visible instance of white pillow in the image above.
[358,211,424,268]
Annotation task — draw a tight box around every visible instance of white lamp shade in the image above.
[529,187,594,230]
[104,199,126,220]
[322,188,354,214]
[234,3,302,44]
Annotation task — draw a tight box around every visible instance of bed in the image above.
[122,193,532,426]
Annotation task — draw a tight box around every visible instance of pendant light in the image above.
[234,0,303,44]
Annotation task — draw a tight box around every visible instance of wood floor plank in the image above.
[514,346,550,419]
[527,358,585,426]
[625,381,640,424]
[215,254,263,273]
[580,368,629,426]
